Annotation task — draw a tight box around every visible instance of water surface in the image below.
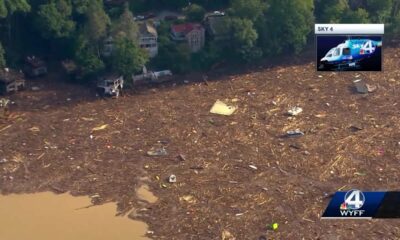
[0,192,150,240]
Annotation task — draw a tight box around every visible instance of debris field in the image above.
[1,48,400,239]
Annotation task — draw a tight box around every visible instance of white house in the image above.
[138,22,158,58]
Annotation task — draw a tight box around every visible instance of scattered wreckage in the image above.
[0,98,10,108]
[96,68,172,97]
[0,98,10,117]
[61,60,84,81]
[23,56,47,78]
[353,79,377,93]
[96,74,124,97]
[0,68,25,95]
[132,66,173,85]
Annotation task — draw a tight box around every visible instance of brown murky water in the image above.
[137,185,157,203]
[0,192,150,240]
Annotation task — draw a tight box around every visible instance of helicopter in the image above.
[319,38,382,70]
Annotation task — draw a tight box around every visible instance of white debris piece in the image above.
[354,79,376,94]
[210,100,237,116]
[249,165,258,170]
[286,129,305,137]
[168,174,177,183]
[287,106,303,116]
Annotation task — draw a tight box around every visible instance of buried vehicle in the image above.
[132,66,173,85]
[96,74,124,97]
[23,56,47,78]
[0,68,25,95]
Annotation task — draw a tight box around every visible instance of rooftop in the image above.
[171,23,203,35]
[139,22,157,37]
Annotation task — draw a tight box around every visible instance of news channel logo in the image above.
[339,189,366,217]
[322,189,390,219]
[340,189,365,210]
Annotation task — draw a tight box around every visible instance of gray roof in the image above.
[139,22,157,37]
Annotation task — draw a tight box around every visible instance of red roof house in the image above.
[171,23,205,52]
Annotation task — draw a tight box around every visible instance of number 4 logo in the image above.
[361,41,375,54]
[344,190,365,209]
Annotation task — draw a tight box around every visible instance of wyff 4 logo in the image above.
[340,189,366,217]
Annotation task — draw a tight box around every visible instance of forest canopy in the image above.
[0,0,399,78]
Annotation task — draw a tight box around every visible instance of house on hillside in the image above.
[103,22,158,58]
[138,22,158,58]
[171,23,205,53]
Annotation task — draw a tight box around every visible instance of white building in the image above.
[138,22,158,58]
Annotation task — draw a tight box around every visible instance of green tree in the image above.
[315,0,349,23]
[389,1,400,36]
[74,35,104,78]
[159,0,187,10]
[391,0,400,19]
[229,0,266,22]
[169,44,191,73]
[237,45,263,62]
[84,0,110,43]
[112,37,148,78]
[261,0,314,55]
[191,42,222,70]
[342,8,370,23]
[231,18,257,47]
[154,34,192,73]
[229,17,261,61]
[0,0,30,18]
[36,0,76,38]
[0,0,30,66]
[112,7,138,42]
[391,12,400,36]
[191,0,230,9]
[72,0,90,14]
[349,0,366,9]
[0,42,5,68]
[225,0,268,61]
[366,0,393,22]
[184,4,206,22]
